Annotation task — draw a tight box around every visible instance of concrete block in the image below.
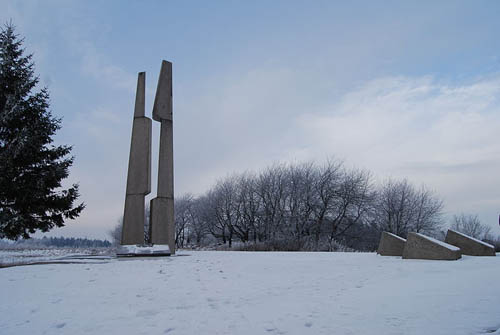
[125,117,152,195]
[150,197,175,254]
[445,230,495,256]
[156,119,174,198]
[377,232,406,256]
[403,232,461,260]
[134,72,146,117]
[121,194,145,245]
[116,244,170,257]
[152,60,173,121]
[121,72,151,246]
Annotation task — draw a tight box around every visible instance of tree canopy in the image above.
[0,23,84,239]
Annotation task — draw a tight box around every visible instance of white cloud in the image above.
[294,75,500,230]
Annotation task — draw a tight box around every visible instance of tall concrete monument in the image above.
[150,60,176,254]
[121,72,152,245]
[120,61,175,256]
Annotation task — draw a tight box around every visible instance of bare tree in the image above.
[176,160,444,252]
[284,162,315,242]
[412,186,444,234]
[326,168,374,246]
[373,179,443,237]
[108,219,122,246]
[373,179,414,237]
[237,172,261,243]
[189,196,211,245]
[256,164,287,241]
[451,213,491,240]
[175,194,194,248]
[310,159,343,247]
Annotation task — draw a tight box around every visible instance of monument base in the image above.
[116,244,171,257]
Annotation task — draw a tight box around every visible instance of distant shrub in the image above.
[0,236,112,249]
[232,237,355,252]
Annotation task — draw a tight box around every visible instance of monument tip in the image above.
[152,60,173,122]
[133,71,146,118]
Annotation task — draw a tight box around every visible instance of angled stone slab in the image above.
[152,60,172,122]
[122,72,152,245]
[377,232,406,256]
[149,197,175,250]
[125,71,152,195]
[445,229,495,256]
[122,194,146,245]
[403,232,461,260]
[156,119,174,198]
[134,72,146,117]
[125,117,152,195]
[150,60,175,254]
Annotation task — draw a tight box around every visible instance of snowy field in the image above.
[1,250,499,335]
[0,248,112,267]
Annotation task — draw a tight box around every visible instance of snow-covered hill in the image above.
[1,251,499,334]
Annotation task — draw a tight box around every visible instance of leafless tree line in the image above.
[450,213,492,240]
[174,159,445,251]
[108,159,496,251]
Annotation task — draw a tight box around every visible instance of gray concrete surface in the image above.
[150,60,175,254]
[152,60,173,122]
[377,232,406,256]
[122,194,146,245]
[125,117,152,195]
[403,232,461,260]
[445,229,495,256]
[149,197,175,249]
[121,72,151,245]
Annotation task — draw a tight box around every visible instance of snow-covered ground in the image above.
[0,248,112,267]
[1,250,499,335]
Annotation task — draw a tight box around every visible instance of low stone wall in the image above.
[445,230,495,256]
[377,232,406,256]
[403,232,461,260]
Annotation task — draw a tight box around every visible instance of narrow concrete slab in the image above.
[122,72,152,245]
[149,197,175,250]
[377,232,406,256]
[122,194,146,245]
[134,72,146,117]
[152,60,172,122]
[403,232,461,260]
[445,229,495,256]
[156,119,174,198]
[125,117,152,195]
[150,60,175,254]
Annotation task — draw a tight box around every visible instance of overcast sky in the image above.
[2,1,500,239]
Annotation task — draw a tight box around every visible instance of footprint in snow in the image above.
[136,309,159,317]
[483,326,500,334]
[54,322,66,329]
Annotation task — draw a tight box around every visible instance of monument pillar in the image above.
[150,60,175,254]
[121,72,152,245]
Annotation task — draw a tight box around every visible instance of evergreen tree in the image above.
[0,23,84,239]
